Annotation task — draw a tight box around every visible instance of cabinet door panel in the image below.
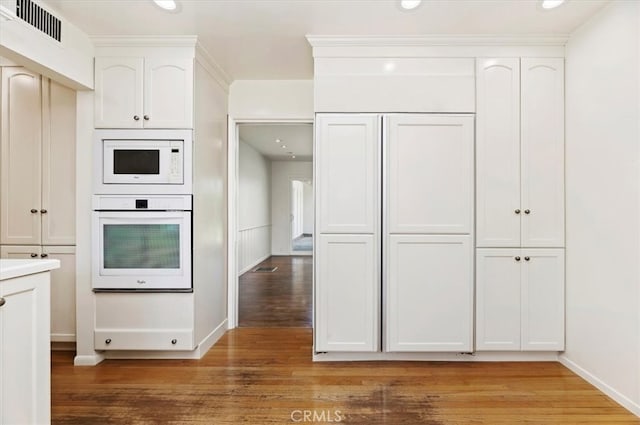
[386,235,472,352]
[94,57,143,128]
[476,59,521,247]
[1,68,42,245]
[521,249,565,350]
[42,79,76,245]
[386,115,474,234]
[43,246,76,342]
[315,234,378,352]
[316,114,379,234]
[0,272,51,425]
[521,58,565,247]
[475,249,521,351]
[0,245,43,259]
[144,57,193,128]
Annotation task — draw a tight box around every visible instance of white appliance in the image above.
[93,129,193,194]
[92,195,192,291]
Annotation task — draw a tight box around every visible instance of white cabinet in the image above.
[315,234,378,352]
[0,270,51,425]
[1,71,76,246]
[1,246,76,342]
[476,57,564,248]
[476,249,565,351]
[385,235,473,352]
[315,113,474,354]
[94,56,194,129]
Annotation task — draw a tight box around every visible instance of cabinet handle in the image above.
[515,256,521,261]
[524,256,530,261]
[40,253,48,258]
[105,338,112,345]
[30,208,38,214]
[171,339,177,345]
[30,253,38,258]
[40,209,47,214]
[524,209,531,214]
[0,298,5,307]
[514,209,521,214]
[143,115,150,121]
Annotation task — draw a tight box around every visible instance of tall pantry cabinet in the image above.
[0,67,77,343]
[315,114,474,353]
[475,58,565,351]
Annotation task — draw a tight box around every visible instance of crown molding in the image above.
[306,35,570,48]
[0,4,16,21]
[195,41,232,90]
[91,35,198,48]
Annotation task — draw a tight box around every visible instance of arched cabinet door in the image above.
[94,57,143,128]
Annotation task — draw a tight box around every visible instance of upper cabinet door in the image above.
[476,59,521,247]
[521,58,565,248]
[386,114,474,234]
[316,114,380,234]
[94,57,144,128]
[143,57,193,128]
[1,68,42,245]
[42,80,76,245]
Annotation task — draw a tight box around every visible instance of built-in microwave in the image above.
[93,129,193,194]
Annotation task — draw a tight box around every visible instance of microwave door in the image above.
[102,140,175,184]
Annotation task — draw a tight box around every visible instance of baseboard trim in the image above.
[238,254,271,276]
[558,355,640,417]
[74,353,105,366]
[314,351,560,362]
[194,319,228,358]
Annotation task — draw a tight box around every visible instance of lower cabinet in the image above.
[385,235,473,352]
[0,245,76,342]
[0,270,51,425]
[315,234,379,352]
[94,292,195,351]
[475,248,565,351]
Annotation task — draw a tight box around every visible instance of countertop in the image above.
[0,259,61,281]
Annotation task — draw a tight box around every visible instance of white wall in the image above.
[229,80,314,120]
[562,0,640,415]
[0,1,93,89]
[303,181,313,235]
[271,161,312,255]
[238,140,272,273]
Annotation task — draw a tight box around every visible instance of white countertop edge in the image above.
[0,259,61,281]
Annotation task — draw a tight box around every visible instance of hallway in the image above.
[238,256,312,327]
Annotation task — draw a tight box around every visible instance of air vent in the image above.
[15,0,61,42]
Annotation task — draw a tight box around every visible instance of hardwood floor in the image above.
[238,255,312,327]
[52,328,640,424]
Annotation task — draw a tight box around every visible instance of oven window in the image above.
[103,224,180,269]
[113,150,160,175]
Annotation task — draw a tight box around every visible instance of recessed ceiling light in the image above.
[541,0,565,9]
[275,139,281,143]
[153,0,176,11]
[281,145,287,149]
[292,155,296,159]
[400,0,421,10]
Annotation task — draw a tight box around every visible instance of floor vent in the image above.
[16,0,62,42]
[253,266,278,273]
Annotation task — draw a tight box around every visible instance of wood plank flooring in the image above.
[238,255,312,327]
[51,328,640,424]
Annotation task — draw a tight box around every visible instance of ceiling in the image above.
[239,123,313,161]
[43,0,609,80]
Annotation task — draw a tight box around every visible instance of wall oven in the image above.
[92,195,192,291]
[93,129,193,194]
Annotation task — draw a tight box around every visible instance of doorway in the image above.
[230,121,313,328]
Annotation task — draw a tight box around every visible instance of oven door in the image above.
[92,211,192,291]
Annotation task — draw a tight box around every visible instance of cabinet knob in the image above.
[30,208,38,214]
[133,115,140,121]
[143,115,150,121]
[40,209,47,214]
[0,297,5,308]
[515,256,521,261]
[105,338,112,344]
[524,256,530,261]
[524,209,531,214]
[514,209,521,214]
[171,339,177,345]
[40,253,48,258]
[30,253,38,258]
